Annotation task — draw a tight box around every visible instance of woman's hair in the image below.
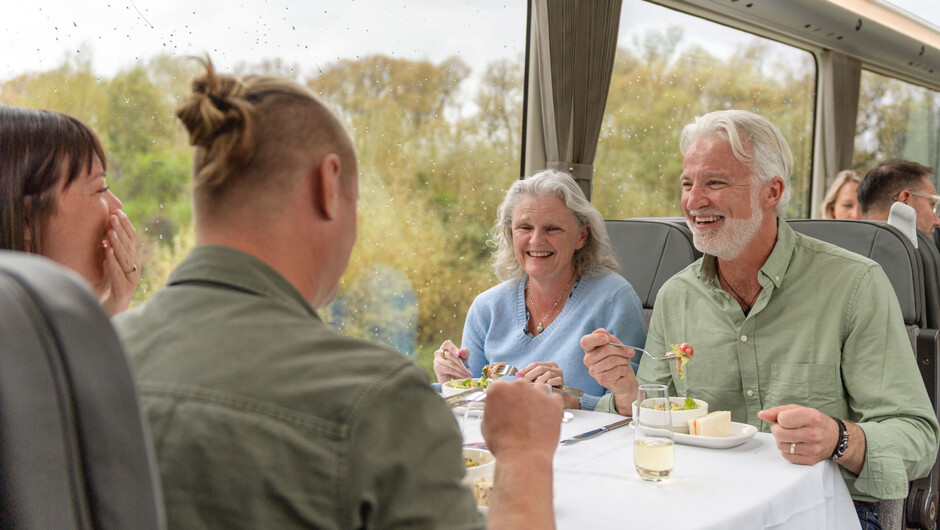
[491,169,619,281]
[821,169,863,219]
[0,107,106,252]
[679,109,793,217]
[175,58,355,213]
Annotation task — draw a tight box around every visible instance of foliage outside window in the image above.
[855,70,940,178]
[594,1,816,220]
[0,1,526,375]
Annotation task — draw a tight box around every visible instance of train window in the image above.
[594,0,816,220]
[1,1,526,370]
[855,70,940,177]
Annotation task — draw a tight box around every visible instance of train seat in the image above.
[604,219,701,329]
[0,251,165,529]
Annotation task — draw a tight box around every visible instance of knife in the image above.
[560,418,633,444]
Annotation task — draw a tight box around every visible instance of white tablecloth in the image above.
[461,409,861,530]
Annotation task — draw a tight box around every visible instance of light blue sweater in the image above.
[461,271,646,411]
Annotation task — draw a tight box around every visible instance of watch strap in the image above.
[829,416,849,461]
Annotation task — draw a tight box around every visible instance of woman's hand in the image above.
[517,361,580,409]
[99,211,139,316]
[432,339,472,384]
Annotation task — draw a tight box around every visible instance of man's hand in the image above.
[482,379,563,457]
[482,379,562,530]
[581,329,638,415]
[758,405,865,474]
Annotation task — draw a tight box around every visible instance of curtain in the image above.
[532,0,623,200]
[818,50,862,189]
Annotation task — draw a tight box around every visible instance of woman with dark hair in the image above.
[0,107,138,315]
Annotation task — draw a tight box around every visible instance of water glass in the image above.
[634,384,675,481]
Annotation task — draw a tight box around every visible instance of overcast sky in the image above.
[0,1,526,79]
[1,0,938,81]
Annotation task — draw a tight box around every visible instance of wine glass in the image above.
[634,384,675,482]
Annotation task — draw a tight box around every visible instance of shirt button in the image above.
[775,275,780,282]
[746,389,754,397]
[741,335,748,342]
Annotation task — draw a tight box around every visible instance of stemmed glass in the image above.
[634,384,675,482]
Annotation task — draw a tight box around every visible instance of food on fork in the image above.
[451,366,494,390]
[485,362,506,378]
[688,411,731,437]
[670,342,694,379]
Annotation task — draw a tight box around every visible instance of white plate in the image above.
[637,421,757,449]
[674,421,758,448]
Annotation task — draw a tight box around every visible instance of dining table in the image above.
[459,408,862,530]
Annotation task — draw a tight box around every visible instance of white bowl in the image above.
[442,378,487,397]
[632,397,708,434]
[462,448,496,485]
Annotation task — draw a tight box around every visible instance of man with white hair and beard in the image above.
[581,110,938,528]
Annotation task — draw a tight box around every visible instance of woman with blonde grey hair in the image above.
[433,169,645,410]
[821,169,863,220]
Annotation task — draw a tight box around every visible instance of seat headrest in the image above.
[0,251,164,529]
[605,219,700,309]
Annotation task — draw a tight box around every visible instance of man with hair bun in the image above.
[116,59,561,529]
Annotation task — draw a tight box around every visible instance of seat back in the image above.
[605,219,701,327]
[0,251,164,529]
[916,231,940,330]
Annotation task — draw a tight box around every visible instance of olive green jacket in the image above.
[116,245,482,529]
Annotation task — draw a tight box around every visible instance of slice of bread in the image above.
[688,410,732,437]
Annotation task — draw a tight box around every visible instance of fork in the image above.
[605,343,676,361]
[489,363,518,378]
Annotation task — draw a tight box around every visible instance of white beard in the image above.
[687,192,764,260]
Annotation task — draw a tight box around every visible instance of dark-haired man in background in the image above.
[858,158,940,236]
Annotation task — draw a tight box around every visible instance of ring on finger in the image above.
[789,443,796,455]
[124,264,138,275]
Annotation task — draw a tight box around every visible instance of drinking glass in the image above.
[634,384,675,482]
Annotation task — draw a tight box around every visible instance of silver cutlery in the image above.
[606,344,676,361]
[560,417,633,444]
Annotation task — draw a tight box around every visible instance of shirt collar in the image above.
[168,245,319,319]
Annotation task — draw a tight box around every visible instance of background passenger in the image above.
[433,169,646,411]
[582,110,939,528]
[0,107,139,315]
[115,59,562,529]
[821,169,862,220]
[858,158,940,235]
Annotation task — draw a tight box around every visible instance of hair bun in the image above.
[175,58,257,191]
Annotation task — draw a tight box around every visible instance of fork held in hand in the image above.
[606,343,676,361]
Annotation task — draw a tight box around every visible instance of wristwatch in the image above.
[829,416,849,461]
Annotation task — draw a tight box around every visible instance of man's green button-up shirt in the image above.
[598,220,939,501]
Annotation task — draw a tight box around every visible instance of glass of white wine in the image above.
[634,384,675,482]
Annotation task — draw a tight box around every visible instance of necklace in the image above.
[527,273,575,335]
[716,265,761,313]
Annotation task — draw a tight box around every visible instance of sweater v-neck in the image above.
[516,275,582,341]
